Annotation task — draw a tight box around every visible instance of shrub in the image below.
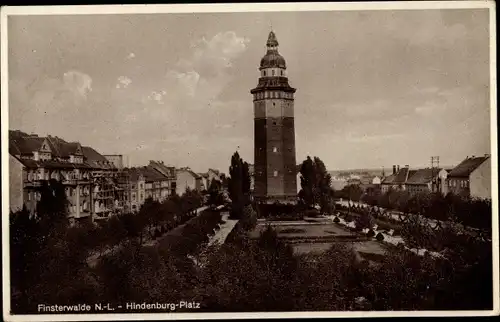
[304,209,321,217]
[376,232,385,241]
[345,214,354,222]
[367,229,375,238]
[240,205,258,231]
[355,213,375,231]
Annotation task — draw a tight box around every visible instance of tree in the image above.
[298,156,316,207]
[314,157,334,214]
[228,151,251,218]
[298,156,334,214]
[207,179,224,208]
[36,179,70,234]
[401,214,436,253]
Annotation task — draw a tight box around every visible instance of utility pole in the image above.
[431,156,440,193]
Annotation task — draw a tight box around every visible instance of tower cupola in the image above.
[260,31,287,70]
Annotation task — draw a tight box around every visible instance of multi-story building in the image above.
[120,168,146,212]
[148,160,177,196]
[198,168,222,191]
[251,31,298,204]
[447,155,491,199]
[103,154,124,169]
[9,130,123,224]
[176,167,202,195]
[405,168,448,195]
[381,165,413,193]
[381,164,448,195]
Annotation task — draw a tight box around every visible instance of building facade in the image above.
[405,168,448,195]
[251,31,297,204]
[103,154,124,169]
[447,155,491,199]
[9,130,123,224]
[176,167,202,195]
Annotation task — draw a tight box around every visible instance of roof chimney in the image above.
[397,165,400,172]
[392,165,396,175]
[405,164,409,168]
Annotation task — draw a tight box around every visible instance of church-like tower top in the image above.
[260,30,286,70]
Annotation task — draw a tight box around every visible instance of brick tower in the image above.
[251,31,297,204]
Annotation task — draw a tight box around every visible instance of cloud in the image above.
[9,70,94,136]
[62,70,93,97]
[116,75,132,89]
[143,31,250,108]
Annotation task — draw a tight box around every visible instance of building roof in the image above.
[82,146,115,169]
[177,167,202,179]
[381,174,395,184]
[9,131,45,156]
[47,136,82,158]
[260,31,286,70]
[11,157,92,170]
[394,167,411,184]
[149,160,176,178]
[406,168,442,185]
[448,156,489,178]
[139,166,170,182]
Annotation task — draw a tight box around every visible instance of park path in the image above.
[207,211,238,247]
[86,205,210,268]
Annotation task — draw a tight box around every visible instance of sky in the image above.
[7,8,492,173]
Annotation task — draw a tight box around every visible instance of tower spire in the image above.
[267,30,279,48]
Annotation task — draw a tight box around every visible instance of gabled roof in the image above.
[406,168,442,185]
[177,167,202,179]
[381,174,395,184]
[9,131,45,156]
[135,166,169,182]
[149,160,176,178]
[393,167,411,184]
[46,136,83,158]
[448,156,489,178]
[82,146,114,169]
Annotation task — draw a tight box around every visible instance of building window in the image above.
[263,71,266,76]
[272,70,275,76]
[273,102,276,106]
[274,170,278,177]
[281,70,283,76]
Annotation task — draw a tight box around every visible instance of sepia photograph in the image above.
[1,2,498,320]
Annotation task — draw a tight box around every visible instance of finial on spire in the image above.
[267,30,279,47]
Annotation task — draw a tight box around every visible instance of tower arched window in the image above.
[263,71,266,76]
[272,70,275,76]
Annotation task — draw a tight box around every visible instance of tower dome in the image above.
[259,31,287,70]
